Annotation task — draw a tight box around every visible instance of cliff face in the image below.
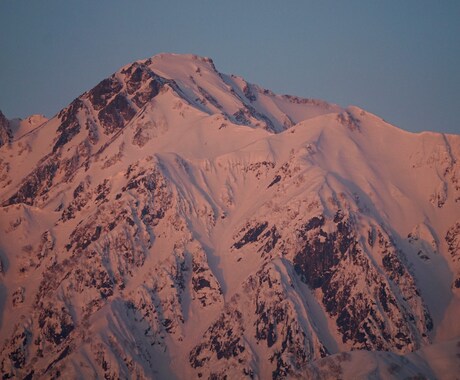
[0,53,459,379]
[0,110,12,148]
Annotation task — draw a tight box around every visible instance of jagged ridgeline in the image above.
[0,53,459,379]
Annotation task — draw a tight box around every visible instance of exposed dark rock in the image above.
[193,278,211,291]
[336,111,360,131]
[12,287,25,307]
[259,226,281,255]
[190,308,246,368]
[232,103,277,131]
[124,64,150,95]
[191,252,223,307]
[120,62,171,109]
[243,264,318,378]
[454,277,460,288]
[381,250,406,282]
[301,215,325,232]
[233,108,251,125]
[5,326,31,370]
[95,179,111,203]
[132,124,151,147]
[67,218,104,253]
[272,352,290,380]
[0,110,12,147]
[73,266,114,299]
[333,209,345,223]
[198,86,223,110]
[98,94,136,134]
[61,181,91,221]
[38,305,74,345]
[446,221,460,259]
[293,219,340,288]
[244,161,275,179]
[247,105,277,131]
[44,345,72,374]
[132,76,165,108]
[243,84,257,102]
[53,98,84,152]
[233,222,269,249]
[86,118,99,145]
[89,76,123,111]
[124,169,157,192]
[5,159,59,206]
[61,144,87,183]
[368,228,375,247]
[267,175,281,188]
[424,311,434,331]
[292,213,427,351]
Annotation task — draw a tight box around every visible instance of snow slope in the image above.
[0,53,459,379]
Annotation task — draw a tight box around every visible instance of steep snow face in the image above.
[0,53,459,379]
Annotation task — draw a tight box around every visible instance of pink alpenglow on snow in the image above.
[0,53,459,379]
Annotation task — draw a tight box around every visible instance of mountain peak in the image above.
[150,52,216,65]
[0,54,459,379]
[118,53,219,83]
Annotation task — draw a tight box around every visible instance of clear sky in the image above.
[1,0,459,134]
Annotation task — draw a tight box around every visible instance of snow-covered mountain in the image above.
[0,53,459,379]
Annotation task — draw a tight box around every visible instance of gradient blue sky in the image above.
[1,0,459,134]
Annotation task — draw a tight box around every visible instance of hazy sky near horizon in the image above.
[1,1,459,134]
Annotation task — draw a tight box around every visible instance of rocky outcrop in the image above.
[0,110,12,148]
